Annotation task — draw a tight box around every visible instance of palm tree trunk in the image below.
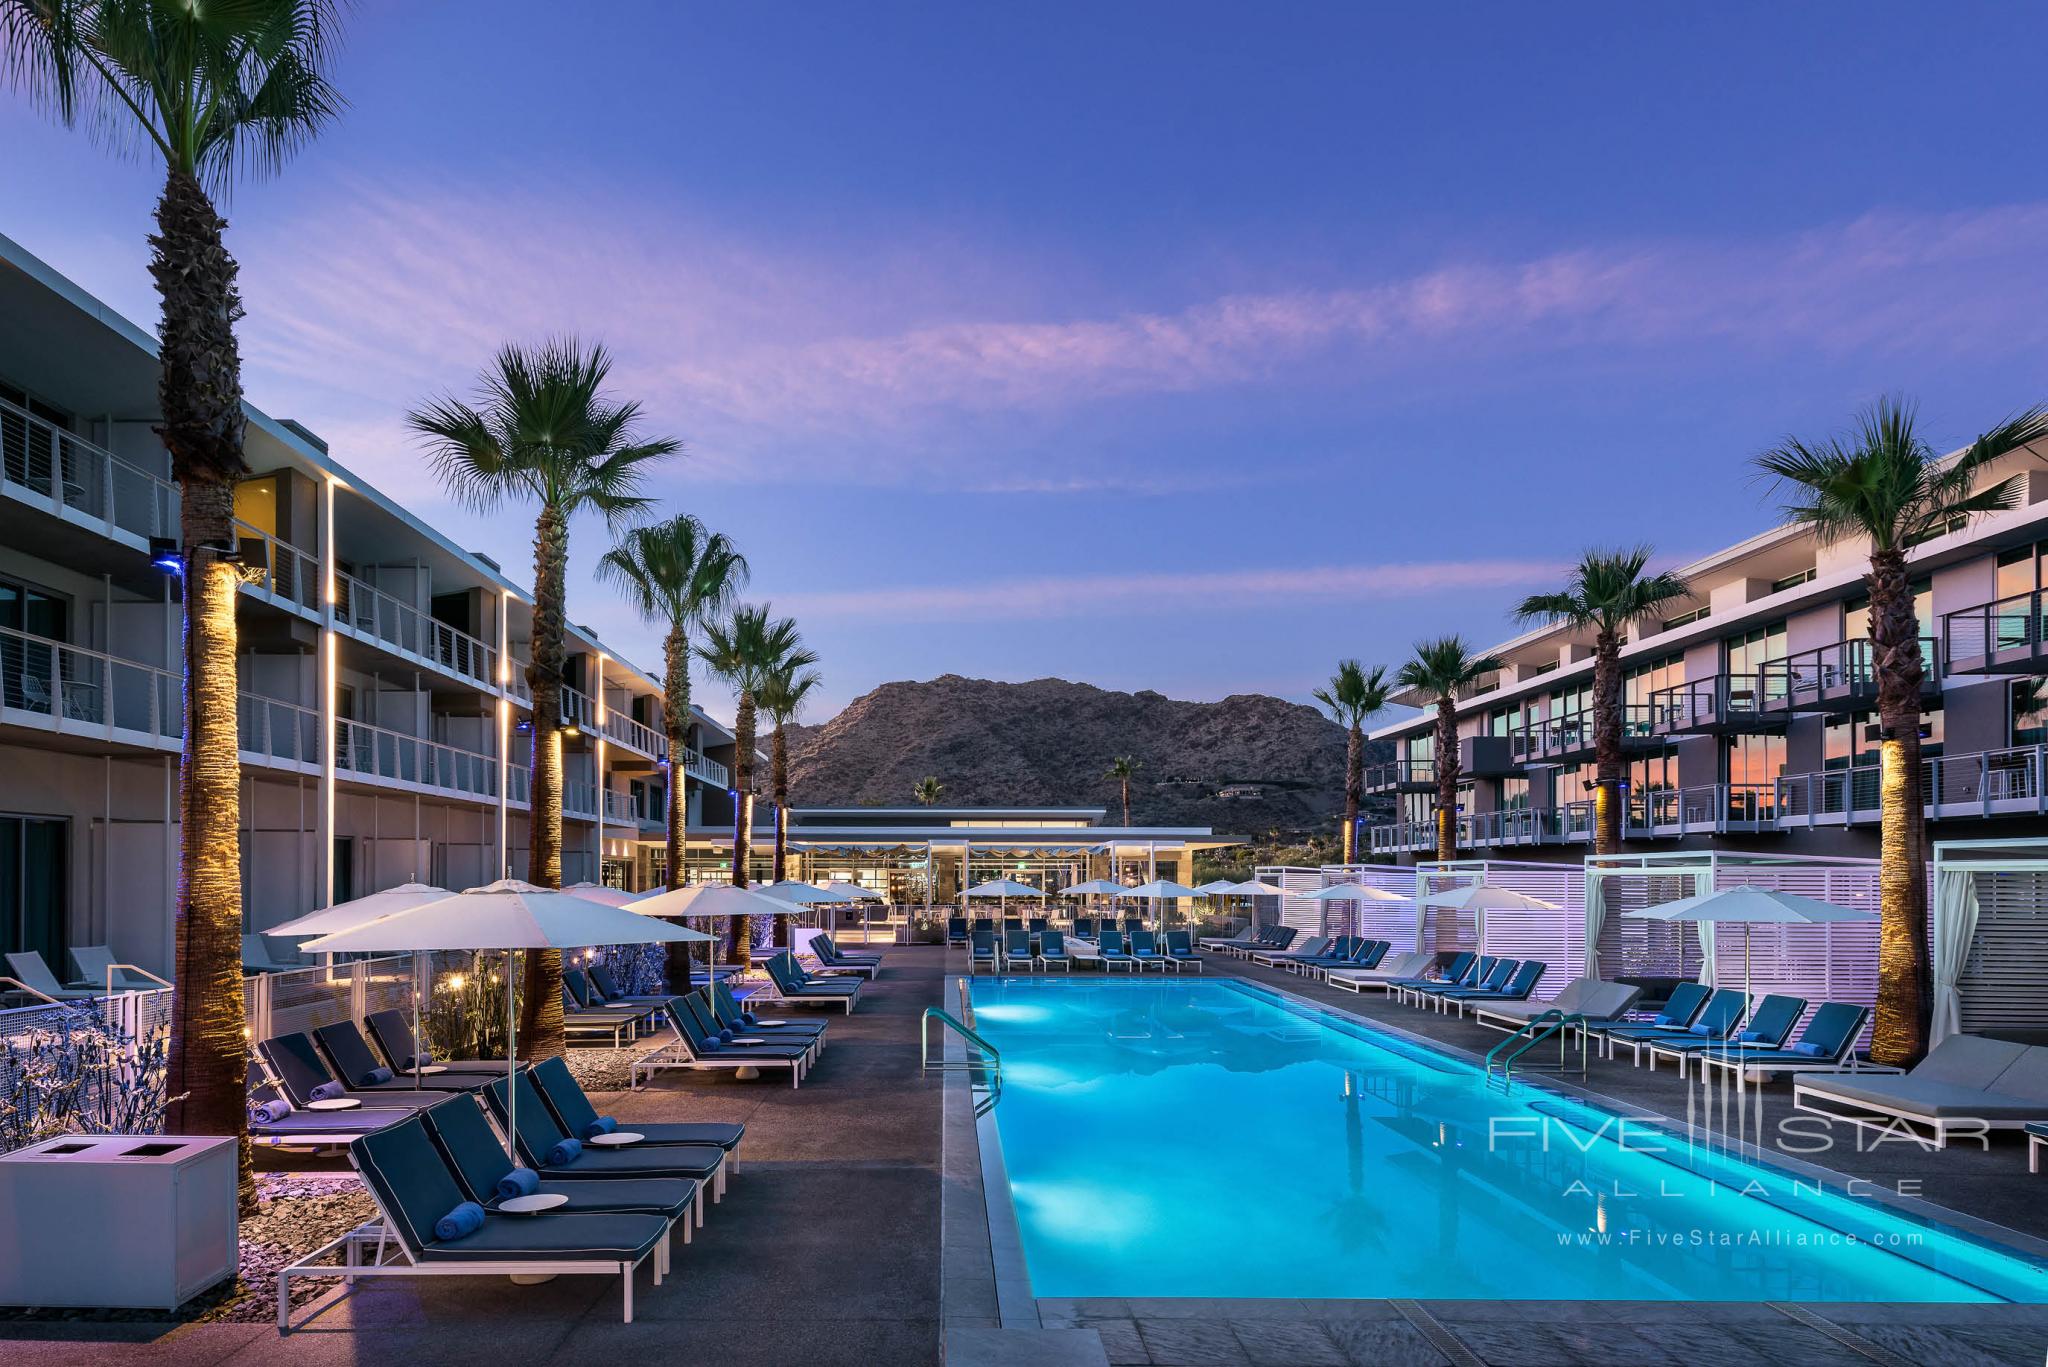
[1434,697,1458,864]
[151,169,253,1208]
[771,720,791,947]
[518,503,569,1061]
[1120,778,1131,827]
[1868,551,1933,1066]
[1592,630,1623,856]
[1342,723,1362,863]
[728,693,756,964]
[661,626,695,992]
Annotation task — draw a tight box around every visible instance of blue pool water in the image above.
[966,977,2048,1302]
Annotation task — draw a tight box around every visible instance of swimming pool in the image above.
[965,976,2048,1302]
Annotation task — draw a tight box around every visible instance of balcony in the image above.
[336,719,500,802]
[1646,675,1782,737]
[1362,759,1435,793]
[237,693,321,771]
[1755,637,1940,713]
[0,623,180,749]
[1943,592,2048,676]
[335,570,499,692]
[1505,706,1659,767]
[683,748,729,788]
[506,765,600,821]
[1776,745,2048,827]
[1630,782,1778,836]
[231,520,321,617]
[0,395,178,549]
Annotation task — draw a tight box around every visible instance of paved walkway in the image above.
[0,946,950,1366]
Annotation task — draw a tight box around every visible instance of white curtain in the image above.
[1583,875,1607,980]
[1692,868,1716,985]
[1932,869,1980,1047]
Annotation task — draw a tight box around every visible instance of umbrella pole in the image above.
[507,948,520,1167]
[412,950,425,1091]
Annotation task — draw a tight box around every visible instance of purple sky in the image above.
[9,3,2048,728]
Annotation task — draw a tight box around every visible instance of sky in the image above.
[9,2,2048,727]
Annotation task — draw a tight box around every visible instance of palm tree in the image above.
[597,514,747,991]
[700,606,812,962]
[1313,661,1391,864]
[913,775,945,806]
[410,340,677,1058]
[1515,549,1690,855]
[758,651,823,887]
[1106,756,1138,826]
[1396,637,1504,863]
[1758,396,2048,1065]
[4,0,347,1201]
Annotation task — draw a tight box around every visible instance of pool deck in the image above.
[942,947,2048,1367]
[5,944,2048,1366]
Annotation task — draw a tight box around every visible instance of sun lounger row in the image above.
[801,934,882,979]
[1199,925,1299,957]
[632,983,832,1090]
[1795,1034,2048,1148]
[966,928,1203,973]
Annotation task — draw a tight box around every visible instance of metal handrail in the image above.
[920,1005,1002,1079]
[105,963,171,994]
[1485,1009,1588,1083]
[0,394,179,542]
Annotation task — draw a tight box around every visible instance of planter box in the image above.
[0,1133,238,1309]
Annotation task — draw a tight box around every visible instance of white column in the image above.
[594,651,607,886]
[316,475,337,908]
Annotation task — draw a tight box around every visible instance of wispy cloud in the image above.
[773,559,1568,622]
[226,182,2048,495]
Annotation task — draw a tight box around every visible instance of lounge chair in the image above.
[1251,935,1330,970]
[632,998,810,1090]
[804,935,879,980]
[485,1071,730,1196]
[680,992,819,1068]
[1096,929,1135,972]
[1604,980,1711,1035]
[1028,917,1050,935]
[1128,930,1169,971]
[1594,988,1749,1065]
[1071,918,1098,941]
[312,1020,498,1092]
[2,950,100,1002]
[1001,929,1036,972]
[245,1063,419,1149]
[1163,931,1204,972]
[587,963,673,1008]
[1035,930,1072,972]
[1197,924,1260,952]
[1436,959,1546,1017]
[531,1054,744,1164]
[67,945,158,992]
[364,1008,518,1076]
[566,970,652,1019]
[1792,1035,2048,1148]
[279,1114,671,1331]
[1645,994,1807,1075]
[1380,951,1474,1004]
[817,933,880,966]
[1467,977,1643,1033]
[764,952,861,1013]
[241,933,299,973]
[1403,956,1502,1008]
[1692,1003,1871,1084]
[968,931,998,974]
[421,1094,701,1229]
[970,917,995,938]
[709,980,827,1049]
[1325,951,1435,994]
[1311,939,1390,980]
[254,1032,442,1112]
[946,916,969,947]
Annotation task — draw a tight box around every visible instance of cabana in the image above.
[1308,864,1418,946]
[1413,859,1585,1001]
[1584,850,1879,1043]
[1929,838,2048,1047]
[1252,866,1327,940]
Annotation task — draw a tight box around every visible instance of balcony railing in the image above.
[1505,706,1657,765]
[505,765,600,820]
[1755,636,1940,712]
[238,692,320,768]
[603,710,664,758]
[684,748,728,787]
[231,520,321,614]
[1777,745,2048,826]
[335,571,498,690]
[0,396,178,545]
[1944,592,2048,675]
[336,718,499,801]
[603,788,663,824]
[561,686,596,730]
[1645,675,1780,736]
[0,623,180,745]
[1362,758,1435,791]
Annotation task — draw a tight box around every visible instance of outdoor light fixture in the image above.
[515,718,534,734]
[561,722,582,738]
[148,537,183,576]
[147,535,269,579]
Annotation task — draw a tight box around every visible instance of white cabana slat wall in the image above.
[1255,866,1325,937]
[1477,861,1584,1000]
[1316,864,1420,947]
[1587,852,1881,1047]
[1415,864,1479,957]
[1931,839,2048,1046]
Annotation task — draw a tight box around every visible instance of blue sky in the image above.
[9,3,2048,725]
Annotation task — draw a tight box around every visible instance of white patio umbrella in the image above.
[1117,879,1203,932]
[823,882,883,900]
[1193,879,1240,895]
[563,881,638,908]
[1058,877,1128,924]
[629,882,808,981]
[755,880,842,904]
[964,877,1046,917]
[1623,886,1875,1002]
[1217,879,1291,936]
[1419,884,1560,913]
[303,879,705,1164]
[1301,881,1407,938]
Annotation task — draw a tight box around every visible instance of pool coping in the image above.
[950,965,2048,1323]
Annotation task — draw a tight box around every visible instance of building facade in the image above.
[0,233,745,978]
[1366,436,2048,863]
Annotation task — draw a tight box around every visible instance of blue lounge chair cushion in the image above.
[546,1137,583,1167]
[435,1200,486,1241]
[419,1211,667,1264]
[497,1167,541,1201]
[584,1116,617,1138]
[535,1055,746,1152]
[310,1080,347,1102]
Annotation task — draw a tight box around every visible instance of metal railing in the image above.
[335,570,498,689]
[560,685,596,730]
[1944,591,2048,666]
[1363,758,1435,789]
[1777,744,2048,826]
[1756,636,1940,710]
[1645,675,1777,733]
[603,710,664,758]
[336,718,499,800]
[231,520,320,614]
[604,787,659,824]
[238,692,321,767]
[684,749,728,787]
[0,395,178,544]
[1505,706,1657,765]
[0,623,180,744]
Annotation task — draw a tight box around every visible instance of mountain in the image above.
[783,674,1389,837]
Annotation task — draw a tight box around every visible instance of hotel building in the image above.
[1365,432,2048,862]
[0,237,1224,978]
